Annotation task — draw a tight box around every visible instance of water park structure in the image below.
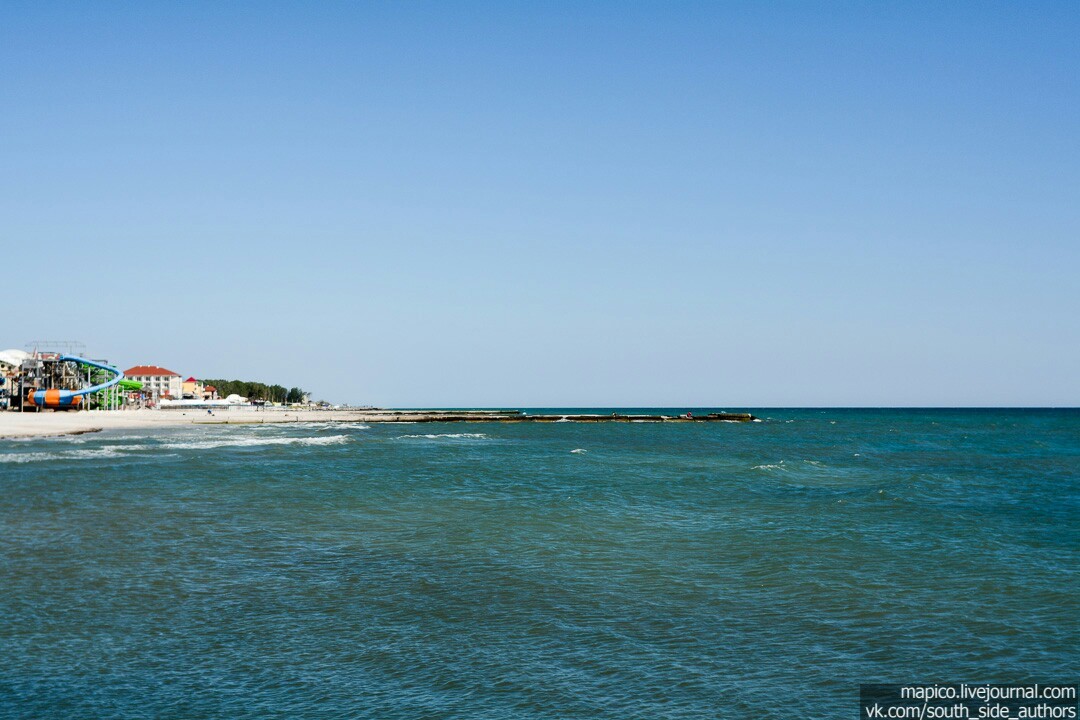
[0,350,136,412]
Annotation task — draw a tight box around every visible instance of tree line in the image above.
[201,379,308,404]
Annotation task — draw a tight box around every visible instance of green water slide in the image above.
[88,376,143,409]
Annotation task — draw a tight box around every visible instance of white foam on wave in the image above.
[1,429,351,461]
[751,460,786,471]
[159,434,351,450]
[8,434,86,444]
[292,422,370,431]
[96,435,156,442]
[397,433,488,440]
[1,446,135,463]
[570,448,587,454]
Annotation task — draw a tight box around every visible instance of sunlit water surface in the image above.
[2,409,1077,718]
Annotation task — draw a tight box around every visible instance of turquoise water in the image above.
[2,409,1077,718]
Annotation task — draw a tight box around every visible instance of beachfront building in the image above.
[182,377,220,401]
[182,376,203,399]
[124,365,182,403]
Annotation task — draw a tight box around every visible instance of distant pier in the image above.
[363,410,757,423]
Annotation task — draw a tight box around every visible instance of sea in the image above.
[1,409,1077,719]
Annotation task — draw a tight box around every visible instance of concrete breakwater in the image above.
[191,409,758,425]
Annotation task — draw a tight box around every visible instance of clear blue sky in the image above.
[2,2,1077,406]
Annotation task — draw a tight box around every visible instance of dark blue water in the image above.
[2,410,1077,718]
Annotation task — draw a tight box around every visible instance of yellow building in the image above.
[182,376,204,399]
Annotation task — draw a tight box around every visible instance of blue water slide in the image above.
[29,355,125,408]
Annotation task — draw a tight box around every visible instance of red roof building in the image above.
[124,365,183,401]
[124,365,181,377]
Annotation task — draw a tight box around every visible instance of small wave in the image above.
[95,434,156,442]
[8,434,87,444]
[1,447,133,464]
[752,461,785,471]
[397,433,488,440]
[159,435,350,450]
[570,448,587,454]
[292,422,370,431]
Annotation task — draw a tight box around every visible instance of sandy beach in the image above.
[0,408,406,439]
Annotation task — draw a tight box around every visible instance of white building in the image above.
[123,365,182,403]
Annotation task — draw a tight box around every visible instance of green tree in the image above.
[200,379,310,403]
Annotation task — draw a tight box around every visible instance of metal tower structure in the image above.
[25,340,86,356]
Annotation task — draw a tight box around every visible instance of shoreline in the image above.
[0,408,757,439]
